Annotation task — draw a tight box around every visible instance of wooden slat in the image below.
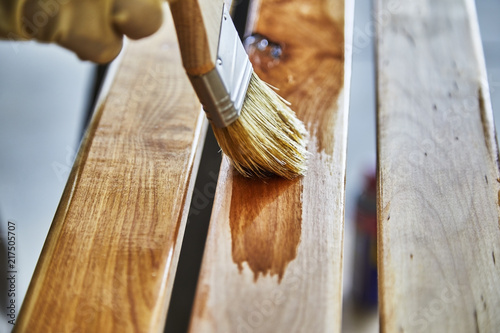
[188,0,353,331]
[377,0,500,331]
[14,9,207,332]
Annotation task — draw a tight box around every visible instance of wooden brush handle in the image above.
[169,0,225,76]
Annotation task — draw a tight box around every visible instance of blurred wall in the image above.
[0,41,95,331]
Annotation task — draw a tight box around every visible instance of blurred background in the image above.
[0,0,498,332]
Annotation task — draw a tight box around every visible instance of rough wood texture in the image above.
[189,0,354,331]
[14,9,207,332]
[377,0,500,332]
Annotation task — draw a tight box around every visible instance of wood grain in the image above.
[376,0,500,331]
[14,9,207,333]
[188,0,354,331]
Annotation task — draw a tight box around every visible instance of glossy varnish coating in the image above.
[14,10,207,333]
[189,0,354,331]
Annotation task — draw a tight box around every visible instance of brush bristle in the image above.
[211,72,308,180]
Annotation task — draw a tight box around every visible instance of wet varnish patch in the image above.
[228,0,345,282]
[230,175,302,282]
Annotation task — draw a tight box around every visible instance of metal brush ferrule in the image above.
[188,4,253,128]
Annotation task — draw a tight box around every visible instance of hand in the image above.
[0,0,166,63]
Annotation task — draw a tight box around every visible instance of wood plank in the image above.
[376,0,500,331]
[14,8,207,332]
[188,0,354,331]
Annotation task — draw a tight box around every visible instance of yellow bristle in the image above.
[211,72,308,180]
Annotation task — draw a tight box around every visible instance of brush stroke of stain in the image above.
[229,175,302,282]
[230,0,344,282]
[247,0,345,155]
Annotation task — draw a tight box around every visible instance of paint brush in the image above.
[169,0,307,179]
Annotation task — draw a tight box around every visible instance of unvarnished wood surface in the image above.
[14,9,207,333]
[377,0,500,332]
[189,0,354,332]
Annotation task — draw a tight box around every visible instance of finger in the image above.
[59,32,124,64]
[22,0,125,63]
[112,0,163,40]
[54,2,124,63]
